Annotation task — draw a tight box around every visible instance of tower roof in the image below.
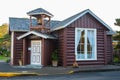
[27,8,54,17]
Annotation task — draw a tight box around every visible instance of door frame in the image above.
[31,40,42,65]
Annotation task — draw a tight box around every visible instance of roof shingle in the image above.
[9,17,60,31]
[9,9,115,35]
[51,9,115,35]
[27,8,54,17]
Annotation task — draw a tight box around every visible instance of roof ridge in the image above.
[51,9,88,30]
[27,8,54,17]
[51,9,115,35]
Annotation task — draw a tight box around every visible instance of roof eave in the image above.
[17,31,57,40]
[107,31,116,35]
[10,30,29,32]
[51,9,114,33]
[51,11,88,32]
[27,12,54,18]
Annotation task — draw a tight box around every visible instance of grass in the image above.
[0,55,9,61]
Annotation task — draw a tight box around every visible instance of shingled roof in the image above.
[9,18,35,31]
[27,8,54,17]
[9,17,60,31]
[51,9,115,35]
[9,9,115,35]
[17,31,57,40]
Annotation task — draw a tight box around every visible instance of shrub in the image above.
[113,54,120,63]
[0,47,10,57]
[113,57,120,63]
[52,49,58,61]
[6,58,10,63]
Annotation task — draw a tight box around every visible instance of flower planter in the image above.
[52,61,58,67]
[18,60,22,66]
[51,49,58,67]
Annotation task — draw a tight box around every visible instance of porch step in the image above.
[26,65,42,69]
[13,65,42,69]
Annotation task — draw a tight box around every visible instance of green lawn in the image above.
[0,55,9,61]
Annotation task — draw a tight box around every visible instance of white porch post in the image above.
[11,31,14,65]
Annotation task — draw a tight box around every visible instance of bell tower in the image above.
[27,8,53,33]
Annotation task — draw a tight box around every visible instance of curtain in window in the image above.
[77,30,82,48]
[76,30,82,59]
[87,30,94,58]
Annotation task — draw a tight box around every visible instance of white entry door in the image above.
[31,40,41,65]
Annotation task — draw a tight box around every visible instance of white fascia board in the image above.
[87,10,113,31]
[28,12,54,17]
[107,30,116,35]
[30,31,56,39]
[17,31,57,40]
[51,9,114,33]
[31,31,48,38]
[17,31,47,40]
[51,11,88,32]
[17,32,30,40]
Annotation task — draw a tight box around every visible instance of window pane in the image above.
[87,30,95,59]
[77,30,85,59]
[76,28,96,60]
[87,37,92,59]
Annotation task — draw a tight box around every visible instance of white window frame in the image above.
[75,28,97,61]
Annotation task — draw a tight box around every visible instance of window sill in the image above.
[76,59,97,61]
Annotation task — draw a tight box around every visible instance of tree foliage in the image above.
[0,24,8,38]
[114,18,120,26]
[113,31,120,41]
[113,19,120,49]
[0,24,10,56]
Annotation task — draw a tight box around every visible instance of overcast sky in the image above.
[0,0,120,30]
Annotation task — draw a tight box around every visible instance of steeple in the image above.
[27,8,54,33]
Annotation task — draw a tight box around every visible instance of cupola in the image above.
[27,8,54,33]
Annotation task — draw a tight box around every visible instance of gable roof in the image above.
[17,31,57,40]
[9,9,115,35]
[51,9,115,35]
[9,17,60,31]
[27,8,54,17]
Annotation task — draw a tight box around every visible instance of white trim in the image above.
[94,29,97,60]
[75,28,97,61]
[85,30,87,59]
[17,31,47,39]
[11,31,14,65]
[51,9,114,35]
[27,12,54,17]
[31,40,42,65]
[17,31,56,40]
[51,11,88,31]
[11,30,29,32]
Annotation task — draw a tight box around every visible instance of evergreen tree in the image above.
[114,18,120,26]
[113,19,120,49]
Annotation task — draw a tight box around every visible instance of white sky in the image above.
[0,0,120,31]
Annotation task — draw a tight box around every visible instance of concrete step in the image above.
[13,65,42,69]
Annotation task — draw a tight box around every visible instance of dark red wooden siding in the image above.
[54,29,67,66]
[56,13,112,66]
[43,39,56,66]
[107,35,113,64]
[13,32,56,66]
[25,39,31,65]
[13,32,26,65]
